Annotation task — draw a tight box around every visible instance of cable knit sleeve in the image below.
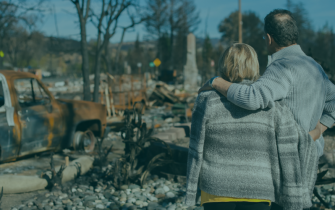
[185,92,209,206]
[227,61,293,110]
[274,102,304,210]
[320,78,335,128]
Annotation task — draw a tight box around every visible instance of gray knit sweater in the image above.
[227,45,335,157]
[185,82,319,210]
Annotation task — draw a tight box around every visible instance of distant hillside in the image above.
[47,36,222,54]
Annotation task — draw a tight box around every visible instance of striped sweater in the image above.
[227,45,335,157]
[185,84,318,210]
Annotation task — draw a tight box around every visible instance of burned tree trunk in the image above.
[71,0,91,101]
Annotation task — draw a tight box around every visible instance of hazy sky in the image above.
[38,0,335,43]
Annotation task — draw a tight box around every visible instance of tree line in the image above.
[1,0,335,101]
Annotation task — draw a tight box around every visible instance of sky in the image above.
[37,0,335,43]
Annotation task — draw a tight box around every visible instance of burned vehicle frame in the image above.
[0,70,107,162]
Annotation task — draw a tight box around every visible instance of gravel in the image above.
[10,167,201,210]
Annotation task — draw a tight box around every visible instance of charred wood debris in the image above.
[93,101,174,190]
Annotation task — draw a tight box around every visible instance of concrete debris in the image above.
[0,156,94,194]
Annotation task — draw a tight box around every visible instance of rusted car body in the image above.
[0,70,106,162]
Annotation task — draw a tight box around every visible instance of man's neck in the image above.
[270,43,297,55]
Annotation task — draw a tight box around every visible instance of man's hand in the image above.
[198,77,233,97]
[198,79,212,94]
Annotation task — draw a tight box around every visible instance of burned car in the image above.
[0,70,107,162]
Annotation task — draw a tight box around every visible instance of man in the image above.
[199,9,335,210]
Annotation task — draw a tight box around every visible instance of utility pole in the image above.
[238,0,242,43]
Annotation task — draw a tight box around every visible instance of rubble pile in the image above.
[10,169,202,210]
[146,81,196,108]
[148,82,180,107]
[312,185,335,209]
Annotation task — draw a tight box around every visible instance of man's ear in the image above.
[267,33,272,45]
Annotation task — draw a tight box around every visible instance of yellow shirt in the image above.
[201,191,271,206]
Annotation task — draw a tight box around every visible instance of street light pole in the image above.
[239,0,242,43]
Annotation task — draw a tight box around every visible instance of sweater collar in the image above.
[239,79,254,86]
[267,44,305,67]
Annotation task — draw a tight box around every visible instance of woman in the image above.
[185,43,320,210]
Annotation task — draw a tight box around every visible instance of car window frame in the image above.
[14,78,51,108]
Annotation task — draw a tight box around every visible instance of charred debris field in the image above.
[1,84,335,210]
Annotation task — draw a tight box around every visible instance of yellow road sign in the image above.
[153,58,161,67]
[0,51,4,58]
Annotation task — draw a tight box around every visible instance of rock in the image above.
[150,187,155,194]
[166,192,175,198]
[62,199,70,204]
[84,201,95,208]
[128,205,137,210]
[167,204,176,210]
[72,188,77,193]
[135,200,143,205]
[155,188,165,195]
[121,185,129,190]
[96,204,105,209]
[136,196,147,201]
[149,196,158,202]
[109,204,120,210]
[84,196,97,201]
[163,185,170,192]
[155,194,166,199]
[129,184,140,189]
[104,192,114,200]
[132,188,140,193]
[127,198,136,204]
[120,197,127,202]
[133,191,141,197]
[147,202,160,208]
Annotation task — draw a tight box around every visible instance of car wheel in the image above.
[73,130,96,153]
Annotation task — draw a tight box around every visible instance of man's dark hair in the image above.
[264,9,299,47]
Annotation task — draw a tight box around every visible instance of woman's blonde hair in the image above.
[218,43,259,83]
